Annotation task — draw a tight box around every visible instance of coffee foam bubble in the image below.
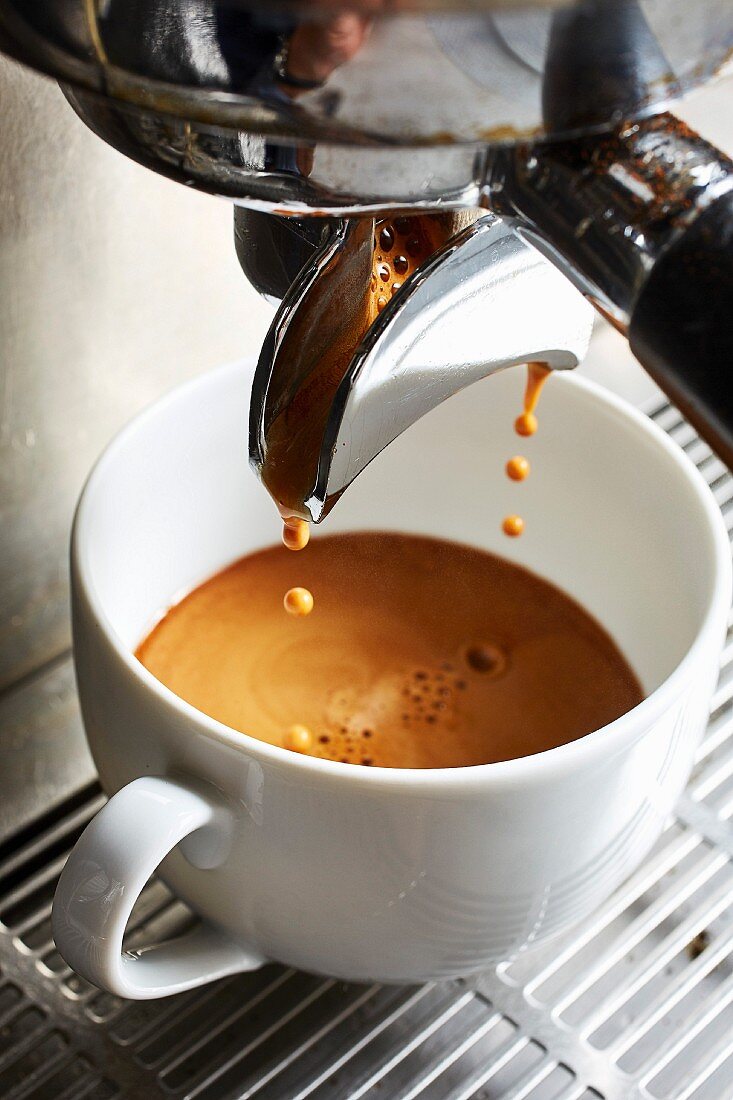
[316,662,471,766]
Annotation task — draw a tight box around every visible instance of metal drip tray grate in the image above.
[2,400,733,1099]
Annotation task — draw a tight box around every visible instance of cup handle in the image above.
[52,775,265,999]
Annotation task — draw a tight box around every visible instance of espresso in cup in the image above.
[137,531,642,768]
[60,361,729,996]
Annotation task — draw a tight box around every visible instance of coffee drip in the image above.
[501,361,552,538]
[516,364,551,438]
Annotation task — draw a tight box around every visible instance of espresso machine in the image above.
[2,6,733,1098]
[1,0,732,520]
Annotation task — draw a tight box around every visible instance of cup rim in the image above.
[72,359,732,793]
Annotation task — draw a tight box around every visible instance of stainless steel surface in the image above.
[63,87,489,215]
[0,55,272,694]
[0,658,93,848]
[1,395,733,1098]
[251,214,592,520]
[1,2,732,211]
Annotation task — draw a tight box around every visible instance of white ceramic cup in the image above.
[53,360,731,1000]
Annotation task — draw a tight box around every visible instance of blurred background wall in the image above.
[0,56,272,694]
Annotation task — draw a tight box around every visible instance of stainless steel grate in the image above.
[1,400,732,1100]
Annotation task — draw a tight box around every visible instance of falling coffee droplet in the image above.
[506,455,530,481]
[393,254,409,275]
[379,226,395,252]
[391,282,402,295]
[405,236,421,257]
[394,216,412,234]
[377,262,390,282]
[377,295,388,312]
[506,365,549,531]
[502,515,525,538]
[284,587,314,616]
[284,724,313,753]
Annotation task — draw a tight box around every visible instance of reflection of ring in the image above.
[273,41,326,91]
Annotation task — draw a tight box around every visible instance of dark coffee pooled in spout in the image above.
[258,212,475,520]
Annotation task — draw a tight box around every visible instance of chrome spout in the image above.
[250,214,593,522]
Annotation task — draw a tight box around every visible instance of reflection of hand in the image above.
[282,12,372,91]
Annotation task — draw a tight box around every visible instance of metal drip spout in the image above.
[250,213,594,522]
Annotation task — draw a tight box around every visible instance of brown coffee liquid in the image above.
[136,532,643,769]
